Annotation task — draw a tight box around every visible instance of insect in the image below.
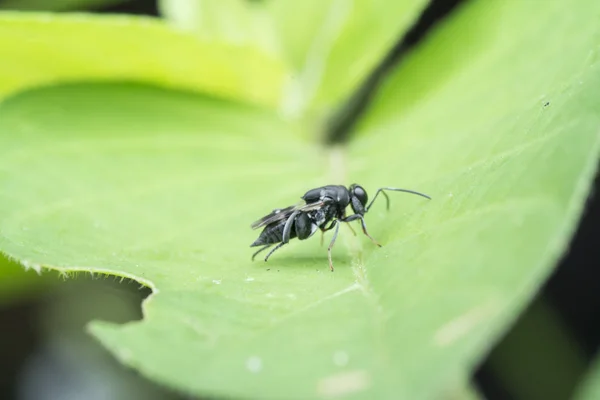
[250,184,431,271]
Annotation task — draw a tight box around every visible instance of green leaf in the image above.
[0,1,599,400]
[0,0,125,11]
[0,12,287,108]
[158,0,430,115]
[446,383,484,400]
[267,0,429,111]
[158,0,279,56]
[574,356,600,400]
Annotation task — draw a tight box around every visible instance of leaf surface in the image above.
[0,1,599,399]
[574,356,600,400]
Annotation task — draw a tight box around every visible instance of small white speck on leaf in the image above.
[448,192,454,198]
[333,351,349,367]
[317,370,371,397]
[212,279,221,285]
[246,356,262,373]
[245,277,255,282]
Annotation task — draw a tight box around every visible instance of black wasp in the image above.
[250,184,430,271]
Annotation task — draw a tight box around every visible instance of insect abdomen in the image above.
[251,222,296,247]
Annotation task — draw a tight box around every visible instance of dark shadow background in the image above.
[0,0,598,399]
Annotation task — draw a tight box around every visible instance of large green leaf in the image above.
[574,356,600,400]
[0,0,125,11]
[0,12,286,108]
[267,0,429,111]
[158,0,429,115]
[0,1,599,400]
[158,0,279,56]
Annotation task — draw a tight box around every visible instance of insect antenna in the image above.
[366,187,431,212]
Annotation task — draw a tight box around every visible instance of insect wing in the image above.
[250,200,327,230]
[297,200,327,212]
[250,204,299,230]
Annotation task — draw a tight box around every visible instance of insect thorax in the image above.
[309,204,338,227]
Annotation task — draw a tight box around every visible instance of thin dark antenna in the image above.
[366,187,431,212]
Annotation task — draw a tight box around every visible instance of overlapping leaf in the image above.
[0,0,124,11]
[159,0,430,115]
[0,12,287,108]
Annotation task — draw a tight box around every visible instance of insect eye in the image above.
[353,185,368,206]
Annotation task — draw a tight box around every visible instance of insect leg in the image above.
[252,244,272,261]
[264,242,286,262]
[282,210,300,244]
[342,214,382,247]
[319,220,337,247]
[327,220,340,272]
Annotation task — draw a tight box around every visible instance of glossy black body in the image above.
[251,185,350,246]
[250,184,430,271]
